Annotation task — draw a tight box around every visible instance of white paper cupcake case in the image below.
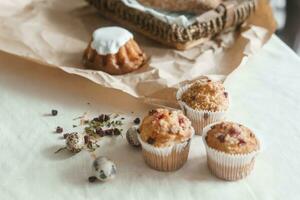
[137,129,194,171]
[202,122,261,181]
[176,84,228,135]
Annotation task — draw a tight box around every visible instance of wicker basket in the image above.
[86,0,257,50]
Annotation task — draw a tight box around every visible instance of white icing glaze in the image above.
[121,0,196,27]
[91,26,133,55]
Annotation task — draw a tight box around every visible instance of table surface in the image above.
[0,35,300,200]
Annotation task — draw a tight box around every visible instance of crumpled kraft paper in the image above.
[0,0,276,100]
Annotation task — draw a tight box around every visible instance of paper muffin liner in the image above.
[176,84,228,135]
[138,132,194,171]
[202,122,260,181]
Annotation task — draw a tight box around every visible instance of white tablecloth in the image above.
[0,35,300,200]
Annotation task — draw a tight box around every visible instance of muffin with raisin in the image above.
[203,121,260,181]
[138,108,194,171]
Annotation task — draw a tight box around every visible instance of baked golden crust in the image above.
[205,122,260,154]
[83,39,147,75]
[138,0,223,13]
[140,108,194,148]
[181,78,229,112]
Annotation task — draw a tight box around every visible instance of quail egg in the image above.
[65,133,84,153]
[92,156,116,182]
[126,126,141,147]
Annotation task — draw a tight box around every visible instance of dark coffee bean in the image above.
[63,133,70,139]
[88,176,97,183]
[133,118,140,125]
[56,126,63,133]
[51,110,58,116]
[147,138,155,145]
[73,125,77,128]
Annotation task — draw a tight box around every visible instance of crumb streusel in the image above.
[181,79,229,112]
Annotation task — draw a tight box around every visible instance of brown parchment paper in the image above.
[0,0,276,101]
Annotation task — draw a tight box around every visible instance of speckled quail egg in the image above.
[92,157,116,182]
[126,126,141,147]
[65,133,85,153]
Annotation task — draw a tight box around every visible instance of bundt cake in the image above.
[83,27,147,75]
[137,0,223,13]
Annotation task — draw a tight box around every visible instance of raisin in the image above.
[147,138,155,145]
[217,135,225,143]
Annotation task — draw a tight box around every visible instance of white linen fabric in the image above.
[0,36,300,200]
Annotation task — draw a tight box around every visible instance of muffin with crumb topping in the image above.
[138,108,194,171]
[203,121,260,181]
[177,77,229,135]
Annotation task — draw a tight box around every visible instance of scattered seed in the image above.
[73,125,77,128]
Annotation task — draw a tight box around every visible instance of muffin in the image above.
[176,77,229,135]
[203,121,260,181]
[83,26,147,75]
[138,108,194,171]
